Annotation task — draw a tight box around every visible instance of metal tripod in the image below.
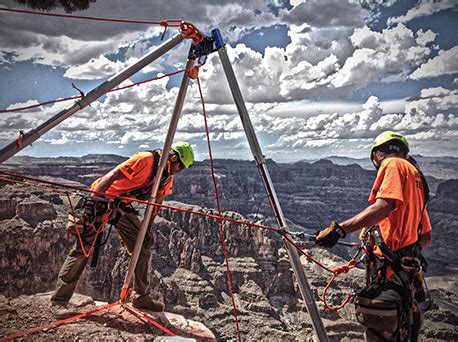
[0,26,329,342]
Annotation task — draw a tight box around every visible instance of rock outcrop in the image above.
[1,157,457,340]
[1,181,457,341]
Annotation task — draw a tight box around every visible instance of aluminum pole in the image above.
[217,45,329,342]
[0,34,185,164]
[119,58,196,302]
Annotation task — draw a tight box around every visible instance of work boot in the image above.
[132,295,165,312]
[51,302,77,320]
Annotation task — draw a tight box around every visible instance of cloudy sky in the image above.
[0,0,457,162]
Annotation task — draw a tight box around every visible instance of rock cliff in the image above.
[0,176,457,340]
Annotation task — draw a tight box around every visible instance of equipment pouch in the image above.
[354,284,403,334]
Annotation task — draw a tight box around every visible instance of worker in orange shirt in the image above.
[51,142,194,319]
[315,131,432,341]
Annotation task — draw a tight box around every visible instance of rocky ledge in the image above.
[0,292,215,341]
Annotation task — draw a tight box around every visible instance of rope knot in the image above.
[332,265,351,275]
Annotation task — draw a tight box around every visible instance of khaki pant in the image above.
[51,209,153,304]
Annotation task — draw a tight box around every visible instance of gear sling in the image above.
[353,156,431,341]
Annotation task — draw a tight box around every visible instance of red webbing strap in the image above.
[66,193,112,258]
[196,76,241,341]
[123,305,176,336]
[0,301,119,341]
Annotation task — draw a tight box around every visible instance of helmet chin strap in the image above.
[371,151,380,169]
[371,149,408,170]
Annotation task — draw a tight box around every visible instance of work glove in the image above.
[314,221,346,248]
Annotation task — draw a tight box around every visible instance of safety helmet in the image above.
[370,131,409,169]
[371,131,409,154]
[171,141,194,168]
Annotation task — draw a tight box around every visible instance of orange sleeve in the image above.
[420,209,432,234]
[375,161,405,204]
[118,153,150,181]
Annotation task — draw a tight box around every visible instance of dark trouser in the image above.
[51,210,153,304]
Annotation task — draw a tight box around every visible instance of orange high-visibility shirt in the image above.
[368,157,431,252]
[90,151,173,198]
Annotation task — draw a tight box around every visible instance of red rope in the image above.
[282,234,335,273]
[196,75,241,341]
[0,172,277,234]
[123,304,176,336]
[0,301,119,341]
[283,233,361,310]
[0,69,187,113]
[0,300,177,341]
[322,260,359,311]
[0,7,182,26]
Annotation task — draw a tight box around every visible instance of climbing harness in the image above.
[353,226,431,341]
[66,194,115,267]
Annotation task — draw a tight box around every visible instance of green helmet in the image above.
[171,141,194,168]
[371,131,409,154]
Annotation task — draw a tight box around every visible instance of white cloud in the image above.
[388,0,458,26]
[2,83,457,159]
[263,86,457,156]
[6,100,40,111]
[410,46,458,79]
[6,34,124,68]
[331,24,432,89]
[419,87,458,99]
[196,23,436,103]
[0,1,456,159]
[281,0,369,28]
[64,55,126,80]
[415,29,436,46]
[0,0,278,68]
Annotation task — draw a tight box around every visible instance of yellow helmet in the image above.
[171,142,194,168]
[371,131,409,154]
